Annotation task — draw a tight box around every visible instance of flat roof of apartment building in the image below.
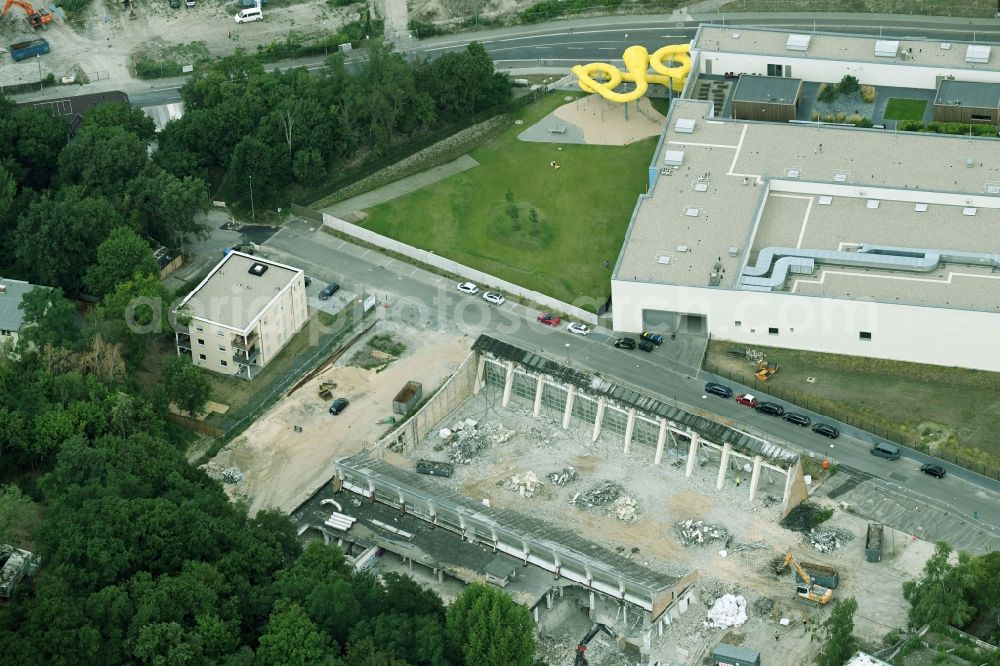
[177,251,302,331]
[615,99,1000,312]
[695,26,999,72]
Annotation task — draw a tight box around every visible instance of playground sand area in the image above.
[519,93,665,146]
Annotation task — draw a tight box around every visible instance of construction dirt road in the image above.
[206,326,472,516]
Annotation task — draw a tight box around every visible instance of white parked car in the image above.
[567,322,591,336]
[457,282,479,295]
[234,6,262,22]
[482,291,505,305]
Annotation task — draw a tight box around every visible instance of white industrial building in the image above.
[611,27,1000,372]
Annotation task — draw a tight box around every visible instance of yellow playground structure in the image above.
[572,44,692,104]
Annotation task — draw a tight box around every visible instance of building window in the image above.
[0,330,10,336]
[195,325,204,332]
[199,353,206,360]
[216,331,224,337]
[197,338,204,346]
[768,327,779,335]
[734,321,741,327]
[218,345,225,352]
[860,331,872,341]
[971,113,992,121]
[766,63,784,77]
[220,360,228,367]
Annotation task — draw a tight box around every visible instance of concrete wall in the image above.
[322,214,599,325]
[378,351,478,450]
[698,51,1000,89]
[611,276,1000,372]
[189,320,241,376]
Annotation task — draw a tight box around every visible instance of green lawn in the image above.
[704,341,1000,476]
[883,98,928,121]
[359,92,658,309]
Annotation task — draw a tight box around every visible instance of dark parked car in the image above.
[318,283,340,300]
[169,0,180,7]
[303,276,312,287]
[812,423,840,439]
[756,402,785,416]
[920,464,946,478]
[614,337,636,350]
[783,413,811,427]
[704,382,733,398]
[638,340,655,352]
[640,331,664,345]
[328,398,350,415]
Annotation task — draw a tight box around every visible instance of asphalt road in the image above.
[262,218,1000,550]
[127,14,1000,108]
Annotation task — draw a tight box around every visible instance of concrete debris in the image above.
[221,467,244,484]
[706,594,748,628]
[846,653,889,666]
[752,596,775,616]
[435,420,516,464]
[611,496,639,522]
[674,519,730,546]
[730,540,768,553]
[699,578,739,605]
[573,481,624,507]
[506,471,543,498]
[547,466,578,486]
[809,526,856,552]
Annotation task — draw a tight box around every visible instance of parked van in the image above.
[234,7,262,22]
[871,442,900,460]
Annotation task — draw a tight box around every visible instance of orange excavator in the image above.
[1,0,52,29]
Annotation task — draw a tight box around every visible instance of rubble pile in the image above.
[752,596,775,616]
[434,419,515,464]
[571,481,623,507]
[506,471,543,498]
[698,577,738,604]
[674,519,730,546]
[547,467,578,486]
[706,594,748,628]
[611,496,639,522]
[221,466,245,484]
[809,526,855,552]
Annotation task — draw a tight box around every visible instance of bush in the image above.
[834,111,846,123]
[860,85,876,103]
[853,117,874,128]
[898,119,924,132]
[408,18,448,39]
[838,74,860,96]
[817,83,838,104]
[810,110,820,121]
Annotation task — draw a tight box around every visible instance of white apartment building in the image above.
[175,251,308,379]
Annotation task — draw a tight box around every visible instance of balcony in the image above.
[233,347,261,366]
[232,331,258,350]
[176,332,191,353]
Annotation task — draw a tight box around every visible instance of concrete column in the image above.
[623,408,637,455]
[546,592,553,609]
[534,606,539,623]
[532,375,544,417]
[716,442,732,490]
[501,361,515,407]
[749,455,764,502]
[408,557,413,572]
[562,386,575,429]
[437,568,444,583]
[684,432,700,478]
[783,462,795,504]
[589,591,595,619]
[592,397,607,442]
[654,418,668,465]
[473,356,486,395]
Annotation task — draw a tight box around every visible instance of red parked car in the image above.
[537,313,561,327]
[735,393,759,408]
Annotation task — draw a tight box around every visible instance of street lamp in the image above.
[249,174,256,225]
[36,54,42,92]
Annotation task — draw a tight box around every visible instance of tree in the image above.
[57,125,148,204]
[82,102,157,144]
[837,74,861,96]
[126,166,210,247]
[505,189,520,231]
[18,286,80,351]
[256,601,341,666]
[818,83,839,104]
[85,227,159,297]
[528,208,539,237]
[14,186,123,293]
[814,596,858,666]
[446,583,535,666]
[0,484,35,544]
[98,272,174,365]
[160,356,211,417]
[903,541,976,630]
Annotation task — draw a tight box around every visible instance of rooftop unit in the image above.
[966,45,991,64]
[874,40,899,58]
[785,34,811,52]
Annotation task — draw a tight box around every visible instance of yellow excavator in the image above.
[781,552,833,605]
